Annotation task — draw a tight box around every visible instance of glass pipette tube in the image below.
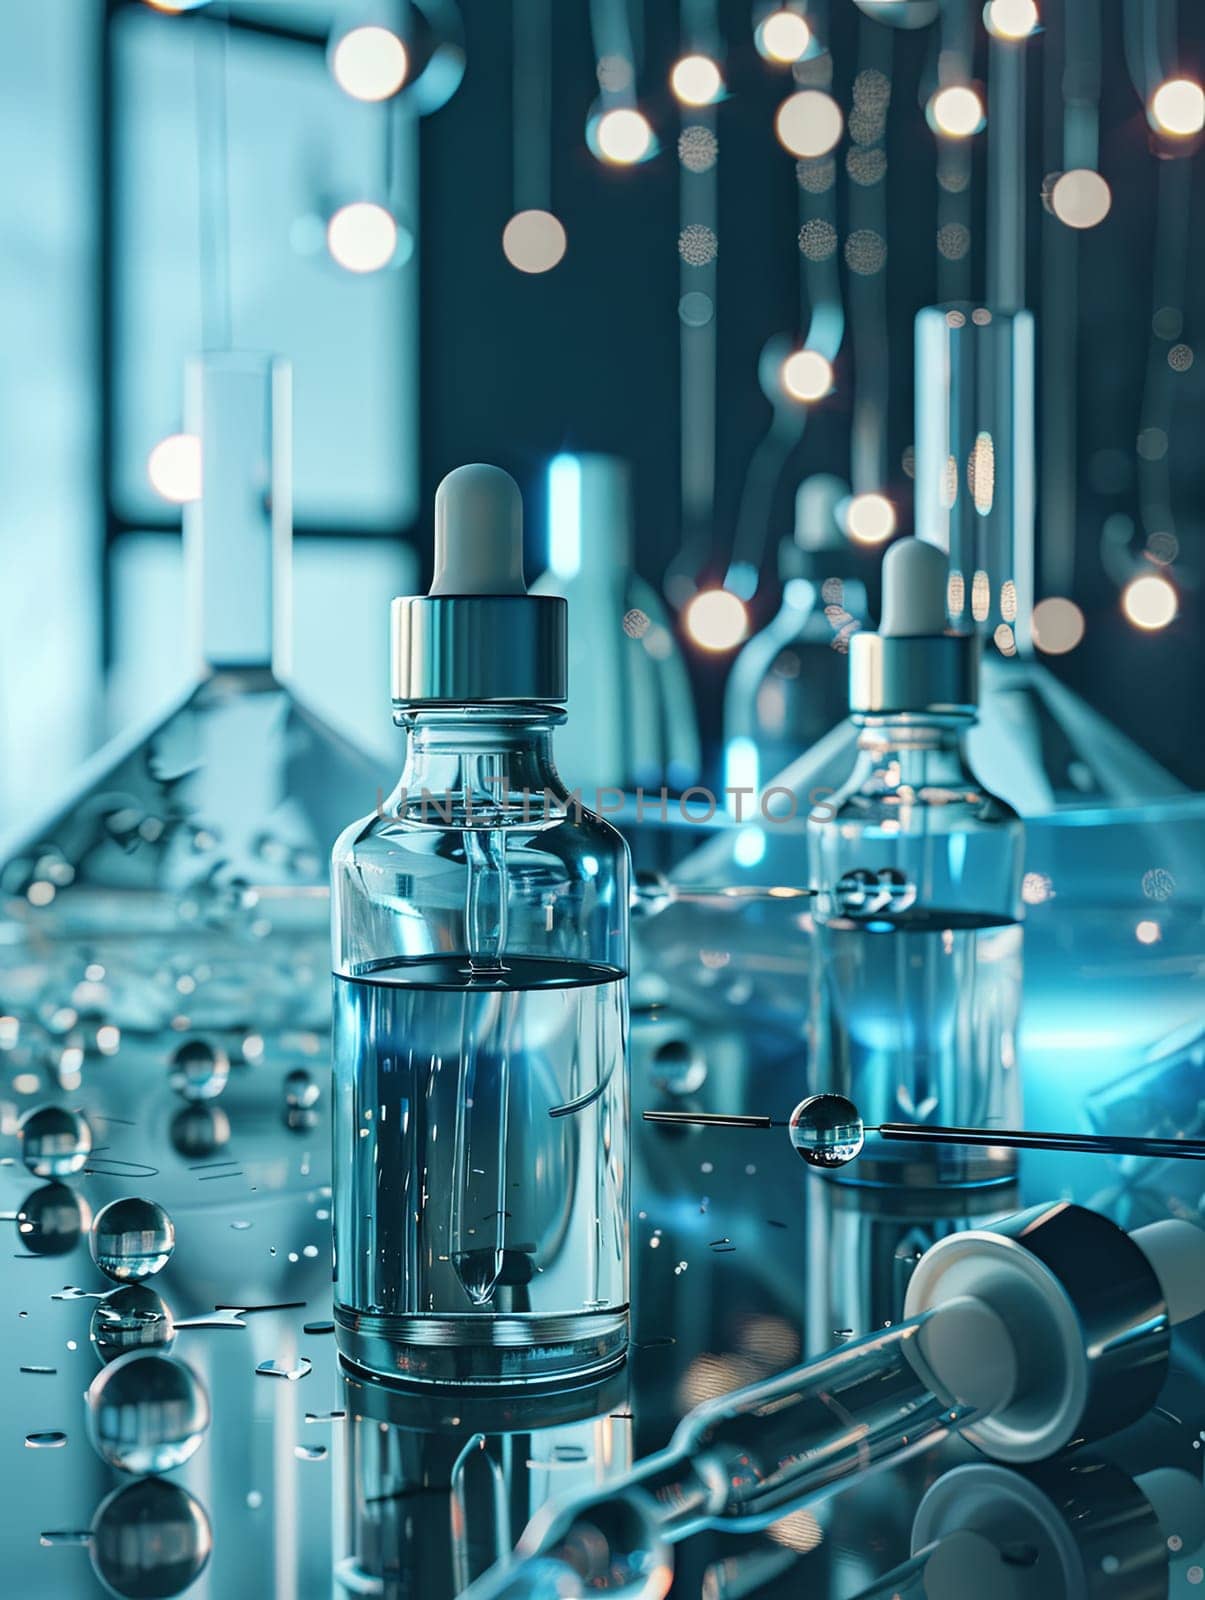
[452,765,513,1308]
[462,1295,1011,1598]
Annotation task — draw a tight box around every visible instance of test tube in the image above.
[914,305,1035,651]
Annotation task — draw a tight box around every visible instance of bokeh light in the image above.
[984,0,1038,39]
[331,26,408,103]
[502,210,567,274]
[684,589,749,651]
[1050,169,1111,229]
[846,493,896,545]
[147,434,201,504]
[678,224,718,265]
[596,107,654,165]
[1031,597,1085,654]
[757,10,811,64]
[670,54,723,107]
[780,349,833,402]
[1122,573,1178,631]
[327,202,398,273]
[1136,920,1161,945]
[1150,78,1205,137]
[798,218,838,259]
[775,91,844,158]
[679,125,718,172]
[929,85,985,138]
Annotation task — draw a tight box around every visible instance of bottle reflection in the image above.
[337,1366,632,1599]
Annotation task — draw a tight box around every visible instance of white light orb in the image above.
[1122,573,1177,631]
[331,26,408,102]
[596,107,654,165]
[684,589,749,652]
[781,349,833,402]
[1151,78,1205,137]
[757,10,811,64]
[929,85,985,138]
[1135,920,1161,945]
[327,202,398,274]
[502,210,567,274]
[776,91,844,157]
[846,493,896,545]
[1031,597,1085,654]
[671,54,723,107]
[147,434,201,504]
[1050,169,1111,229]
[984,0,1038,39]
[851,1,940,27]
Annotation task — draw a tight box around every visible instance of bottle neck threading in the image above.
[387,703,567,813]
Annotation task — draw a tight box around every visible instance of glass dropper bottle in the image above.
[331,465,631,1389]
[460,1202,1205,1597]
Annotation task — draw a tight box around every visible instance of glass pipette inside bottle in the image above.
[451,793,513,1307]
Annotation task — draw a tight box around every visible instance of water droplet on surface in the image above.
[19,1105,92,1177]
[91,1285,176,1363]
[169,1039,230,1102]
[86,1352,209,1473]
[169,1104,231,1158]
[284,1067,321,1109]
[17,1184,91,1255]
[90,1197,175,1281]
[255,1356,312,1381]
[294,1444,327,1461]
[26,1431,68,1448]
[788,1094,865,1168]
[90,1477,212,1597]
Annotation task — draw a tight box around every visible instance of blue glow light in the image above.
[548,453,582,579]
[734,826,766,868]
[725,736,760,810]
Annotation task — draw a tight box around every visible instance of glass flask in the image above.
[808,540,1024,1187]
[332,465,630,1387]
[724,473,867,801]
[0,354,385,1215]
[533,452,700,794]
[916,301,1184,812]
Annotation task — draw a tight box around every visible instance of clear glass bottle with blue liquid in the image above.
[332,465,630,1386]
[808,539,1024,1188]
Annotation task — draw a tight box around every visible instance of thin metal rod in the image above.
[872,1123,1205,1161]
[642,1109,1205,1160]
[642,1111,777,1129]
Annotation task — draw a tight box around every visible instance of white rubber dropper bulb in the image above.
[878,537,949,637]
[430,464,527,596]
[1131,1220,1205,1326]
